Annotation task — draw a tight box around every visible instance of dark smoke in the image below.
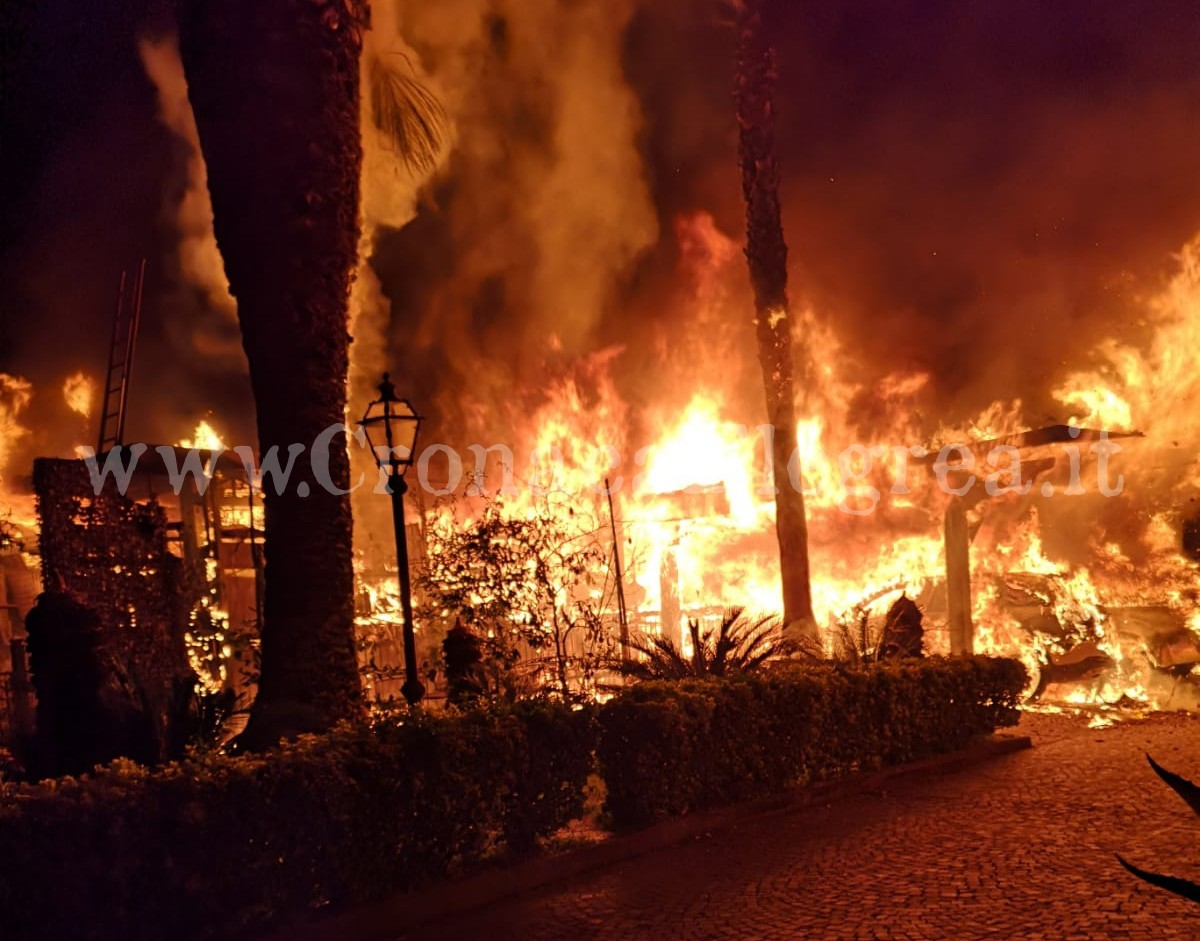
[5,0,1200,469]
[373,0,1200,451]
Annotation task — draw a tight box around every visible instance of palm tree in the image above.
[178,1,445,740]
[618,608,796,681]
[732,0,817,638]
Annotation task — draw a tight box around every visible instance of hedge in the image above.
[0,701,594,941]
[0,657,1026,939]
[597,656,1026,828]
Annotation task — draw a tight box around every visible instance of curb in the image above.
[264,733,1032,941]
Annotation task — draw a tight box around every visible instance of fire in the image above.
[1055,241,1200,469]
[1055,379,1133,431]
[638,395,763,525]
[6,214,1200,717]
[62,372,96,419]
[0,213,1169,716]
[1,374,33,472]
[178,420,226,451]
[1,374,36,532]
[345,221,1200,711]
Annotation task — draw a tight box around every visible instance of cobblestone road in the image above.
[406,713,1200,940]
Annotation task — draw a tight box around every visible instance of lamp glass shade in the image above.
[362,377,421,477]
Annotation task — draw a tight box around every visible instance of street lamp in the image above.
[361,373,425,706]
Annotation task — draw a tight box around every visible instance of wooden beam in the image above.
[945,497,973,655]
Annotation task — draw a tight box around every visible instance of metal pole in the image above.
[389,475,425,705]
[605,478,630,660]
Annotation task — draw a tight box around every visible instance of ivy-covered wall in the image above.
[31,458,196,765]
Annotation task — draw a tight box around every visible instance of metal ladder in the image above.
[96,259,146,454]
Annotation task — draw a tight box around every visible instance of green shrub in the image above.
[0,702,595,941]
[597,656,1026,829]
[0,657,1027,938]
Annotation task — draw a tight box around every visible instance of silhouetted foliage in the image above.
[0,517,23,551]
[878,593,925,659]
[418,495,619,701]
[618,607,794,681]
[367,54,449,174]
[23,591,156,777]
[442,619,485,707]
[1117,754,1200,903]
[0,702,594,941]
[831,591,926,663]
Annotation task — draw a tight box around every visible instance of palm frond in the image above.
[367,54,449,175]
[708,610,741,673]
[621,632,691,681]
[690,618,711,677]
[1148,754,1200,817]
[617,608,792,681]
[1119,756,1200,904]
[737,628,797,673]
[1117,855,1200,904]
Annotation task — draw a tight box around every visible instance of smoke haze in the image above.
[4,0,1200,479]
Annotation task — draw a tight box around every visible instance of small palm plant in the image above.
[617,608,797,681]
[1117,755,1200,902]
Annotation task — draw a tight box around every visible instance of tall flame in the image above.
[0,373,35,533]
[178,420,226,451]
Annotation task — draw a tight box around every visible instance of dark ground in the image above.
[403,711,1200,941]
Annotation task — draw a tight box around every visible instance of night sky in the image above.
[4,0,1200,462]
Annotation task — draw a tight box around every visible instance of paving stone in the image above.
[400,712,1200,941]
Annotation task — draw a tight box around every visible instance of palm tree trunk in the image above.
[179,0,367,732]
[733,0,817,636]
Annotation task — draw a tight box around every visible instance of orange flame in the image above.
[62,371,95,419]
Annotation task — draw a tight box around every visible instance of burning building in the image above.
[3,1,1200,727]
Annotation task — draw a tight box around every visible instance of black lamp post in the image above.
[361,373,425,706]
